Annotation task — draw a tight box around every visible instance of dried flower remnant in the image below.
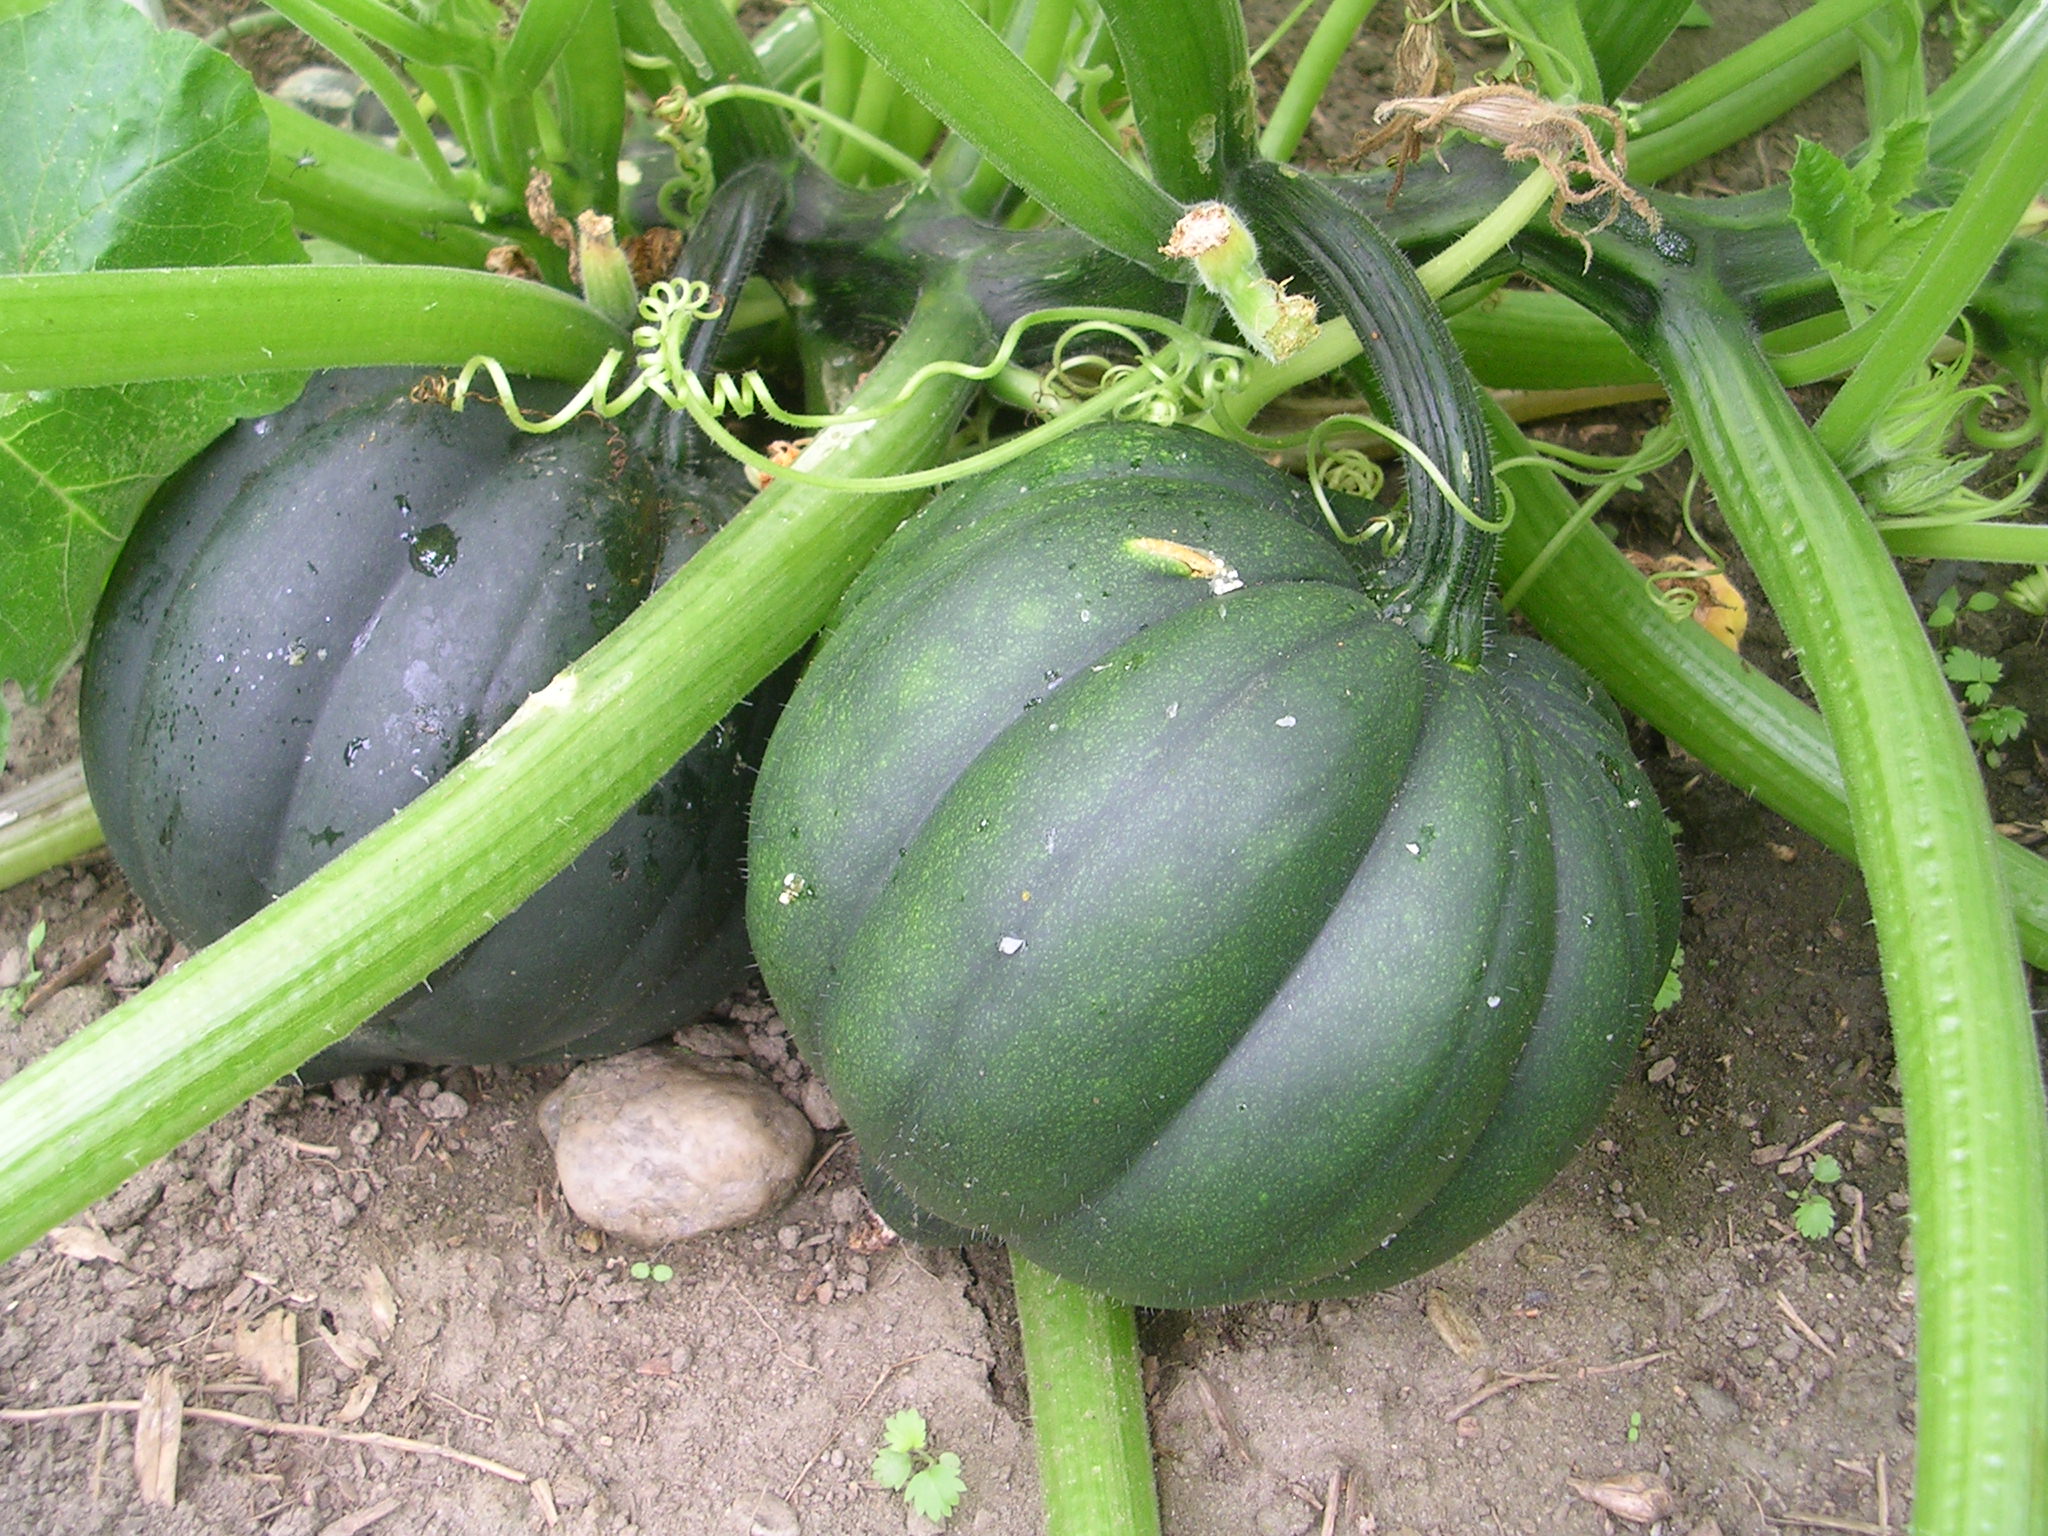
[1370,84,1659,261]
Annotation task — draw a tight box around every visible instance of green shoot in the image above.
[1793,1153,1845,1240]
[1,920,46,1015]
[1788,114,1933,315]
[1927,585,2001,632]
[1793,1190,1839,1240]
[1653,943,1685,1012]
[1943,646,2030,763]
[872,1409,966,1525]
[628,1261,675,1282]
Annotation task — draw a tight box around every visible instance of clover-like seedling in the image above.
[872,1409,966,1525]
[1793,1153,1844,1240]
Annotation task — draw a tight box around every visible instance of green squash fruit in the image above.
[81,369,768,1080]
[747,422,1679,1308]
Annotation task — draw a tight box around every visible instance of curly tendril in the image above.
[450,296,1257,495]
[1496,421,1687,612]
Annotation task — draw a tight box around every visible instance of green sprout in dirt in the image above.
[1652,942,1685,1013]
[1793,1153,1846,1241]
[1,920,46,1016]
[1942,645,2030,765]
[872,1409,966,1525]
[1927,583,2003,633]
[628,1261,675,1283]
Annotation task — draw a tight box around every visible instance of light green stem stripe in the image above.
[1656,298,2048,1536]
[1010,1255,1161,1536]
[1259,0,1381,165]
[0,267,624,389]
[0,764,103,896]
[0,282,993,1263]
[1879,520,2048,564]
[809,0,1183,272]
[1628,0,1892,138]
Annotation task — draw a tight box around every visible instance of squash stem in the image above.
[1010,1254,1162,1536]
[1646,287,2048,1536]
[0,764,104,895]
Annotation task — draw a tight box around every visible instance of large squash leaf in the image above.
[0,0,305,709]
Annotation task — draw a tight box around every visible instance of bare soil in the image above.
[3,6,2040,1535]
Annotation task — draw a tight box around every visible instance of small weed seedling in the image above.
[1941,647,2029,766]
[873,1409,966,1525]
[1653,942,1685,1013]
[628,1262,674,1283]
[1,920,46,1016]
[1792,1154,1845,1241]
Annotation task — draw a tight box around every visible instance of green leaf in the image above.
[0,0,308,695]
[1810,1153,1843,1184]
[1,0,301,273]
[0,373,303,693]
[1971,704,2028,747]
[904,1452,965,1523]
[1790,138,1871,278]
[1943,648,2003,687]
[1653,942,1684,1011]
[1788,118,1938,314]
[881,1408,929,1455]
[871,1445,914,1491]
[1793,1193,1837,1240]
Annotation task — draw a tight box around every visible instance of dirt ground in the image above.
[3,4,2039,1535]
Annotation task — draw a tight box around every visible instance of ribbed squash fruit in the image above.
[81,368,765,1079]
[746,421,1680,1307]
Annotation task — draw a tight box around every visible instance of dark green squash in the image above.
[746,168,1680,1308]
[746,421,1678,1308]
[80,368,767,1079]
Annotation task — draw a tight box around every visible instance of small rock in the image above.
[798,1075,843,1131]
[94,1166,170,1233]
[541,1048,814,1245]
[723,1491,800,1536]
[272,65,362,124]
[170,1244,242,1291]
[1686,1381,1742,1426]
[422,1091,469,1122]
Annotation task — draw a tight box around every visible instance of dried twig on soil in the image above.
[1193,1368,1257,1464]
[1764,1514,1893,1534]
[0,1398,533,1484]
[1578,1350,1673,1377]
[1786,1120,1849,1162]
[23,941,114,1013]
[1774,1291,1839,1359]
[1441,1368,1559,1422]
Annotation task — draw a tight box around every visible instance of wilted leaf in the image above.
[1569,1471,1676,1526]
[234,1309,301,1404]
[334,1373,381,1425]
[1423,1288,1486,1362]
[47,1223,124,1264]
[361,1264,398,1341]
[134,1365,182,1506]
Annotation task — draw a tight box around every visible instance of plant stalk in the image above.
[1010,1254,1161,1536]
[1646,289,2048,1536]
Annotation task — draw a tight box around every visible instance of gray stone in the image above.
[723,1491,801,1536]
[169,1244,241,1291]
[541,1048,814,1245]
[1687,1380,1743,1426]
